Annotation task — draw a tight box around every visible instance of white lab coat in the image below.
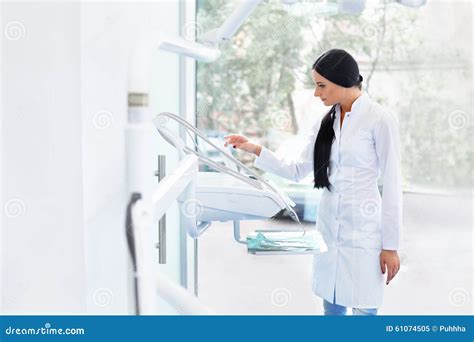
[254,92,402,308]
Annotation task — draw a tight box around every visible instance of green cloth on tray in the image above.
[246,230,327,254]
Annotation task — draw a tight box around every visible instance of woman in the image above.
[224,49,402,315]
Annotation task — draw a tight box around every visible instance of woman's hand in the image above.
[380,250,400,285]
[224,134,262,156]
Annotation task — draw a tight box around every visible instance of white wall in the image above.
[2,1,188,314]
[2,2,85,314]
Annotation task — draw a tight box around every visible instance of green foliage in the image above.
[197,0,309,136]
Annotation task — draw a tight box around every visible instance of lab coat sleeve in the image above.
[253,118,322,183]
[374,111,403,251]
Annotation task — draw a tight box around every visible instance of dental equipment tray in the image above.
[246,229,328,255]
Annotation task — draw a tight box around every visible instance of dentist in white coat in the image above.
[224,49,402,315]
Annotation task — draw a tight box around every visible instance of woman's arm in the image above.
[374,111,403,251]
[225,118,322,183]
[374,110,403,285]
[223,135,262,155]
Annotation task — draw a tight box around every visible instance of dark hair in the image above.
[312,82,362,191]
[313,106,337,190]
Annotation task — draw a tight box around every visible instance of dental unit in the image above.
[153,112,328,255]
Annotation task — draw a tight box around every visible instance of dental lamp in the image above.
[157,33,221,63]
[395,0,427,8]
[157,0,427,62]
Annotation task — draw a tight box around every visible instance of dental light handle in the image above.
[156,113,274,186]
[153,116,264,190]
[156,112,281,191]
[153,112,302,225]
[153,114,187,159]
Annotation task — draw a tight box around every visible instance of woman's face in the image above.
[311,69,344,107]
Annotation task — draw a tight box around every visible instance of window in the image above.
[197,0,471,199]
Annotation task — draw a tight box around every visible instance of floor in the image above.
[197,192,473,315]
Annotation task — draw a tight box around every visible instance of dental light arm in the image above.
[157,0,426,62]
[201,0,262,44]
[158,33,220,63]
[157,0,262,62]
[153,112,302,225]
